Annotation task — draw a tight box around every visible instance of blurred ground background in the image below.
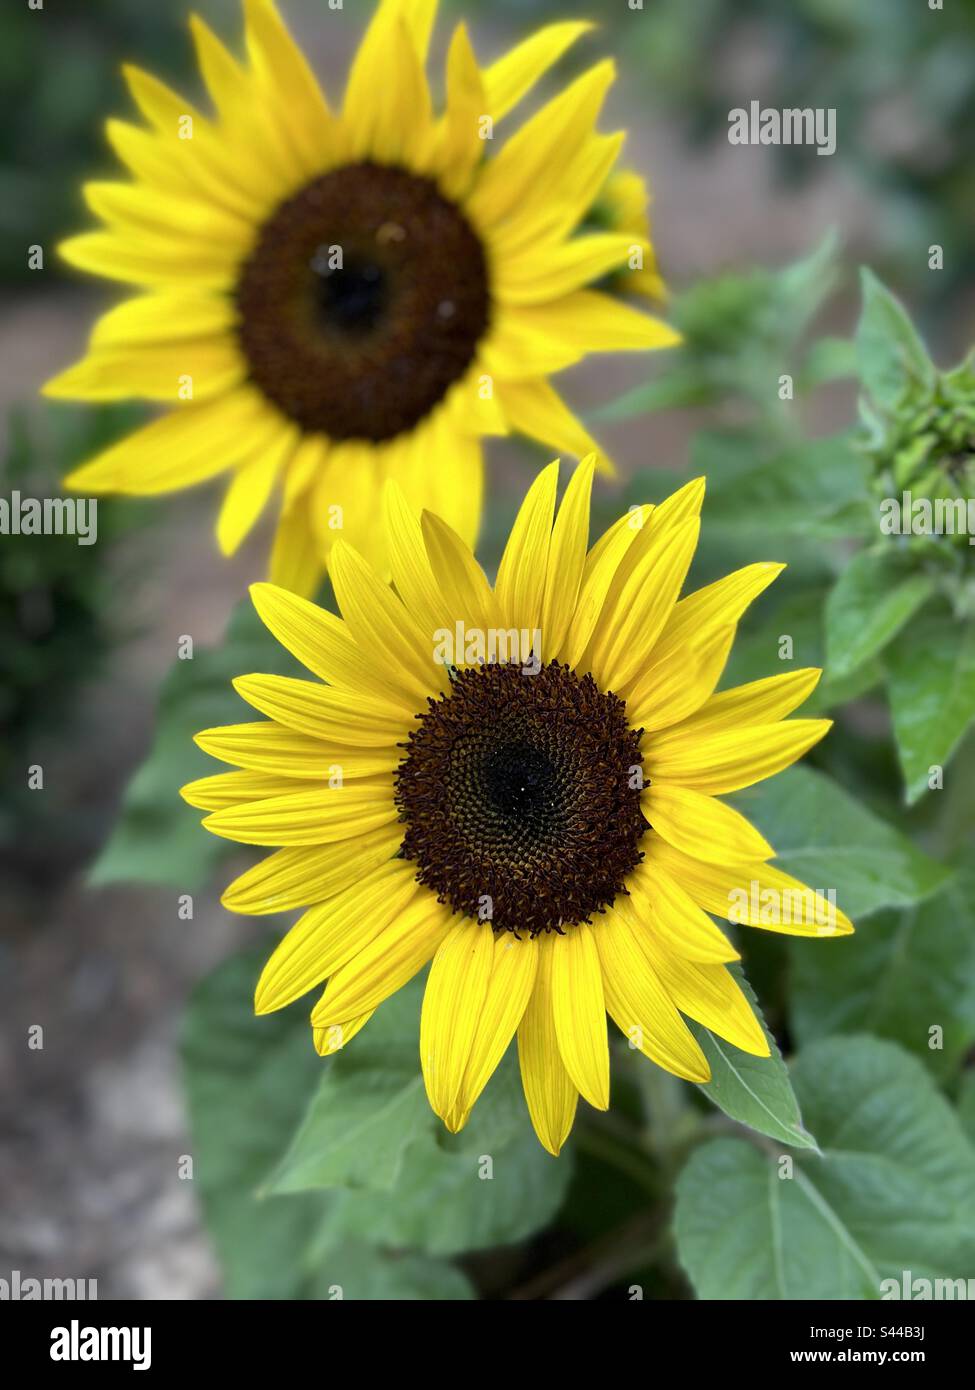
[1,0,973,1297]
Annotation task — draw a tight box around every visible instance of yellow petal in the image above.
[641,943,770,1057]
[662,668,823,743]
[249,582,415,710]
[420,920,496,1121]
[421,511,502,633]
[82,179,252,249]
[268,502,324,601]
[255,859,420,1013]
[561,507,647,667]
[432,23,486,198]
[453,933,538,1123]
[481,309,586,380]
[216,433,293,556]
[588,519,700,690]
[582,504,652,584]
[517,934,578,1156]
[483,132,625,260]
[343,8,432,164]
[594,507,702,675]
[495,460,558,635]
[313,1010,374,1056]
[496,234,641,306]
[406,414,484,552]
[382,480,451,638]
[646,720,832,795]
[242,0,336,175]
[312,893,453,1025]
[392,0,438,61]
[202,782,397,846]
[550,922,609,1110]
[221,825,402,915]
[180,769,305,811]
[104,116,262,221]
[309,442,386,575]
[469,61,614,228]
[504,290,679,354]
[88,291,236,348]
[120,62,207,144]
[62,388,275,495]
[329,540,446,704]
[482,21,594,120]
[651,562,785,668]
[625,624,734,732]
[596,909,711,1081]
[641,783,774,863]
[623,859,740,965]
[497,378,611,474]
[646,837,854,938]
[58,229,236,289]
[121,60,291,212]
[43,335,245,404]
[539,455,595,659]
[194,721,400,780]
[232,674,407,746]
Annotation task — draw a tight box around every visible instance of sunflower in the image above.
[592,170,668,303]
[183,459,852,1155]
[44,0,678,597]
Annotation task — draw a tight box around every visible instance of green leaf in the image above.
[315,1084,573,1257]
[731,765,951,920]
[675,1037,975,1299]
[307,1242,473,1301]
[958,1074,975,1147]
[589,367,713,422]
[856,268,934,408]
[691,964,818,1150]
[800,335,858,389]
[268,982,431,1194]
[593,236,840,423]
[182,952,478,1298]
[791,870,975,1080]
[825,547,936,678]
[181,948,331,1299]
[719,588,883,713]
[89,596,300,888]
[687,432,871,542]
[886,615,975,804]
[268,975,574,1254]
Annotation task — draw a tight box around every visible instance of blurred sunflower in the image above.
[183,459,852,1155]
[44,0,678,596]
[593,170,668,303]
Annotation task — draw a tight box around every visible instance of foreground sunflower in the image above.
[44,0,677,596]
[183,460,852,1154]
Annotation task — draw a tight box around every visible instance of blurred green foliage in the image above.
[487,0,975,307]
[0,0,235,283]
[0,404,143,882]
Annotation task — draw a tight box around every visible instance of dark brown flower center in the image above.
[235,162,491,442]
[394,661,648,935]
